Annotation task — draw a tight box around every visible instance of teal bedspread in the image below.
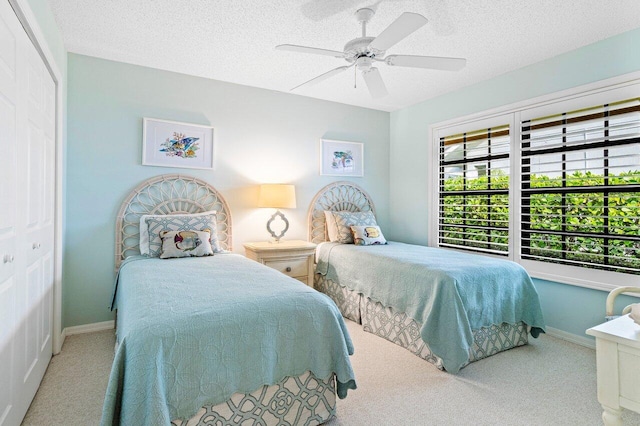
[102,254,356,425]
[316,242,545,373]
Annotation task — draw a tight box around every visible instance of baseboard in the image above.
[63,320,115,337]
[55,329,67,354]
[59,321,594,350]
[545,326,595,350]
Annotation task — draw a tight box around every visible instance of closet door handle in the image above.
[33,243,41,250]
[3,254,14,264]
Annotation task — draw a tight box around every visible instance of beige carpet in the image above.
[22,321,640,426]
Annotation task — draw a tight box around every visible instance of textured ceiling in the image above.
[49,0,640,112]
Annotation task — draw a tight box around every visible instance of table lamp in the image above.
[258,184,297,242]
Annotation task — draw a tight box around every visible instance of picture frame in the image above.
[142,118,214,169]
[320,139,364,177]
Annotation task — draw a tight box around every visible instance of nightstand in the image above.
[243,240,317,286]
[587,315,640,425]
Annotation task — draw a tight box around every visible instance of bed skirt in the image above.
[171,371,336,426]
[315,274,529,371]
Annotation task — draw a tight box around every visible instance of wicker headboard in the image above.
[307,181,376,244]
[115,174,232,269]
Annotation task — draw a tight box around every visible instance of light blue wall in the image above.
[65,53,390,327]
[389,28,640,340]
[62,25,639,333]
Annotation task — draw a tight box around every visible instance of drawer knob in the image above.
[33,243,41,250]
[286,266,292,272]
[3,254,14,264]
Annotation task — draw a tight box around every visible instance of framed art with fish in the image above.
[320,138,363,177]
[142,118,214,169]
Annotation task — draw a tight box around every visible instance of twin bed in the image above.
[103,175,356,426]
[103,176,545,425]
[309,181,545,373]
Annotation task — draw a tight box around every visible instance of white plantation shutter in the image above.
[520,97,640,274]
[438,124,510,255]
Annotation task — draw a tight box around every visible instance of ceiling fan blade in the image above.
[368,12,427,52]
[385,55,466,71]
[362,67,388,99]
[276,44,345,58]
[291,66,351,91]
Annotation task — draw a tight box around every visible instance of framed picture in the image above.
[142,118,214,169]
[320,139,364,177]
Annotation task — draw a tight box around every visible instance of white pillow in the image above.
[139,210,220,256]
[324,211,339,242]
[351,225,387,246]
[330,211,378,244]
[159,230,213,259]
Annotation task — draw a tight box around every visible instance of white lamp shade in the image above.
[258,184,297,209]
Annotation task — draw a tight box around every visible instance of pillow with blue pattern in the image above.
[329,211,377,244]
[139,210,222,257]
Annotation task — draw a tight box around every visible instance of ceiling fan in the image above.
[276,8,466,99]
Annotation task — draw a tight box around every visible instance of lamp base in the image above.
[266,210,289,242]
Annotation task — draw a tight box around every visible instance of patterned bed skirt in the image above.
[171,371,336,426]
[315,274,529,371]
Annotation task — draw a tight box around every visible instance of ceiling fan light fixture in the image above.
[356,56,372,72]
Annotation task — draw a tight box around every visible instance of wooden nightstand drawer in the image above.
[243,240,317,287]
[265,258,307,278]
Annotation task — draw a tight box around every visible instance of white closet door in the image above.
[0,2,55,425]
[0,2,20,424]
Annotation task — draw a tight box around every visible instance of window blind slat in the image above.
[523,101,640,131]
[522,120,640,138]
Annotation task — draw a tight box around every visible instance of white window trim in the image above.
[429,71,640,292]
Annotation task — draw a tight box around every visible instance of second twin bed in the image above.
[308,181,546,373]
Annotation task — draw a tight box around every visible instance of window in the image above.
[521,98,640,274]
[432,79,640,288]
[438,124,510,255]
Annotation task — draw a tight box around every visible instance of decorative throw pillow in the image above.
[159,230,213,259]
[140,210,222,257]
[350,225,388,246]
[331,211,377,244]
